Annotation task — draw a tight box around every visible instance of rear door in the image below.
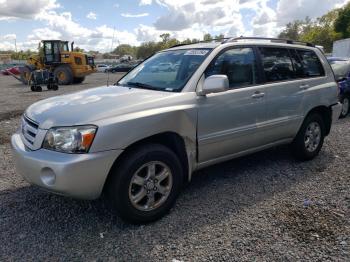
[259,47,326,144]
[197,47,267,163]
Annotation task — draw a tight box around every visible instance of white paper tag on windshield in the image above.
[184,50,209,56]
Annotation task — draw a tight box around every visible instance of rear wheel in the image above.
[340,96,349,118]
[292,113,325,161]
[106,144,184,224]
[54,65,73,85]
[73,76,85,84]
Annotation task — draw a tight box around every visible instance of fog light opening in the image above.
[40,167,56,186]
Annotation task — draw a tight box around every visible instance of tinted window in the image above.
[259,47,294,82]
[297,50,325,77]
[289,49,305,78]
[205,48,258,88]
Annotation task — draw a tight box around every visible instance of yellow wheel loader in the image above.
[20,40,96,85]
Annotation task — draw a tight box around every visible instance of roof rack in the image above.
[222,37,315,47]
[171,37,231,48]
[170,37,316,49]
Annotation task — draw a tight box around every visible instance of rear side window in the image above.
[205,48,258,88]
[297,50,325,77]
[259,47,294,82]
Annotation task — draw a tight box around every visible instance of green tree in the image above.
[301,10,341,52]
[278,9,342,53]
[279,20,304,40]
[113,44,136,57]
[203,33,213,41]
[160,33,171,43]
[334,3,350,38]
[73,47,85,52]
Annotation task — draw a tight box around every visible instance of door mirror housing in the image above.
[198,75,229,95]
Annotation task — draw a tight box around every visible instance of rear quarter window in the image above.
[297,50,325,77]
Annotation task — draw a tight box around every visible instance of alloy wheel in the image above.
[128,161,173,211]
[304,122,321,153]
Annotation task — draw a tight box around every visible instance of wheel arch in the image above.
[103,131,190,194]
[304,105,332,136]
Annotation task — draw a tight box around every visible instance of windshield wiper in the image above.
[126,82,159,90]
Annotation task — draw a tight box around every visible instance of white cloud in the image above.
[139,0,152,5]
[121,12,149,18]
[0,0,59,20]
[276,0,348,26]
[2,34,17,41]
[86,11,97,20]
[0,0,348,52]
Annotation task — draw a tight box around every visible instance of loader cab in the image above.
[42,40,69,64]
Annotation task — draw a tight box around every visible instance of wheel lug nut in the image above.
[154,179,158,183]
[147,190,150,194]
[154,187,157,191]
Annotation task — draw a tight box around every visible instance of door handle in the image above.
[251,92,265,99]
[300,84,310,90]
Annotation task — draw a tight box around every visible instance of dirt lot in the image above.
[0,73,349,261]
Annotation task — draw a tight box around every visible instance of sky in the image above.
[0,0,349,52]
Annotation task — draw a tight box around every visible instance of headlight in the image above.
[43,125,97,153]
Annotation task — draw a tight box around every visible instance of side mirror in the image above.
[198,75,229,96]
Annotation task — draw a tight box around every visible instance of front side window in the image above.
[118,49,211,92]
[297,50,325,77]
[259,47,294,82]
[205,48,258,88]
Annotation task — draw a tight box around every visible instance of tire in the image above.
[30,85,42,92]
[53,65,73,85]
[20,66,34,85]
[106,144,184,224]
[73,76,85,84]
[292,113,325,161]
[340,96,349,118]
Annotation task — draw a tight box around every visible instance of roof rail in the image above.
[222,37,315,47]
[171,37,231,48]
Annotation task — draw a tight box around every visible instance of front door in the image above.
[197,47,266,163]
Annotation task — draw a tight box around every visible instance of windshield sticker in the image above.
[184,50,209,56]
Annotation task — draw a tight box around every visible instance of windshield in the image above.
[117,49,212,92]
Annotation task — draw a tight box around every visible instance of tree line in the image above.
[110,33,224,59]
[278,2,350,52]
[2,3,350,60]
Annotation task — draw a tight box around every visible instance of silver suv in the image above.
[12,37,342,223]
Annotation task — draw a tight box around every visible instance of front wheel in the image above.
[54,66,73,85]
[340,96,349,118]
[292,113,325,161]
[106,144,183,224]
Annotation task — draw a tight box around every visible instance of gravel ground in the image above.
[0,74,349,261]
[0,73,124,121]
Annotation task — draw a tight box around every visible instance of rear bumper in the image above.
[331,102,342,124]
[11,132,122,200]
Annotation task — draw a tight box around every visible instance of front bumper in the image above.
[331,102,342,124]
[11,132,122,200]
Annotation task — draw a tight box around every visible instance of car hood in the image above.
[25,85,183,129]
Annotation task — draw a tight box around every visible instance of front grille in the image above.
[22,116,39,145]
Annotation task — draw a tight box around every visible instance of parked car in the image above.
[12,38,341,223]
[96,64,110,73]
[107,64,135,73]
[328,57,350,117]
